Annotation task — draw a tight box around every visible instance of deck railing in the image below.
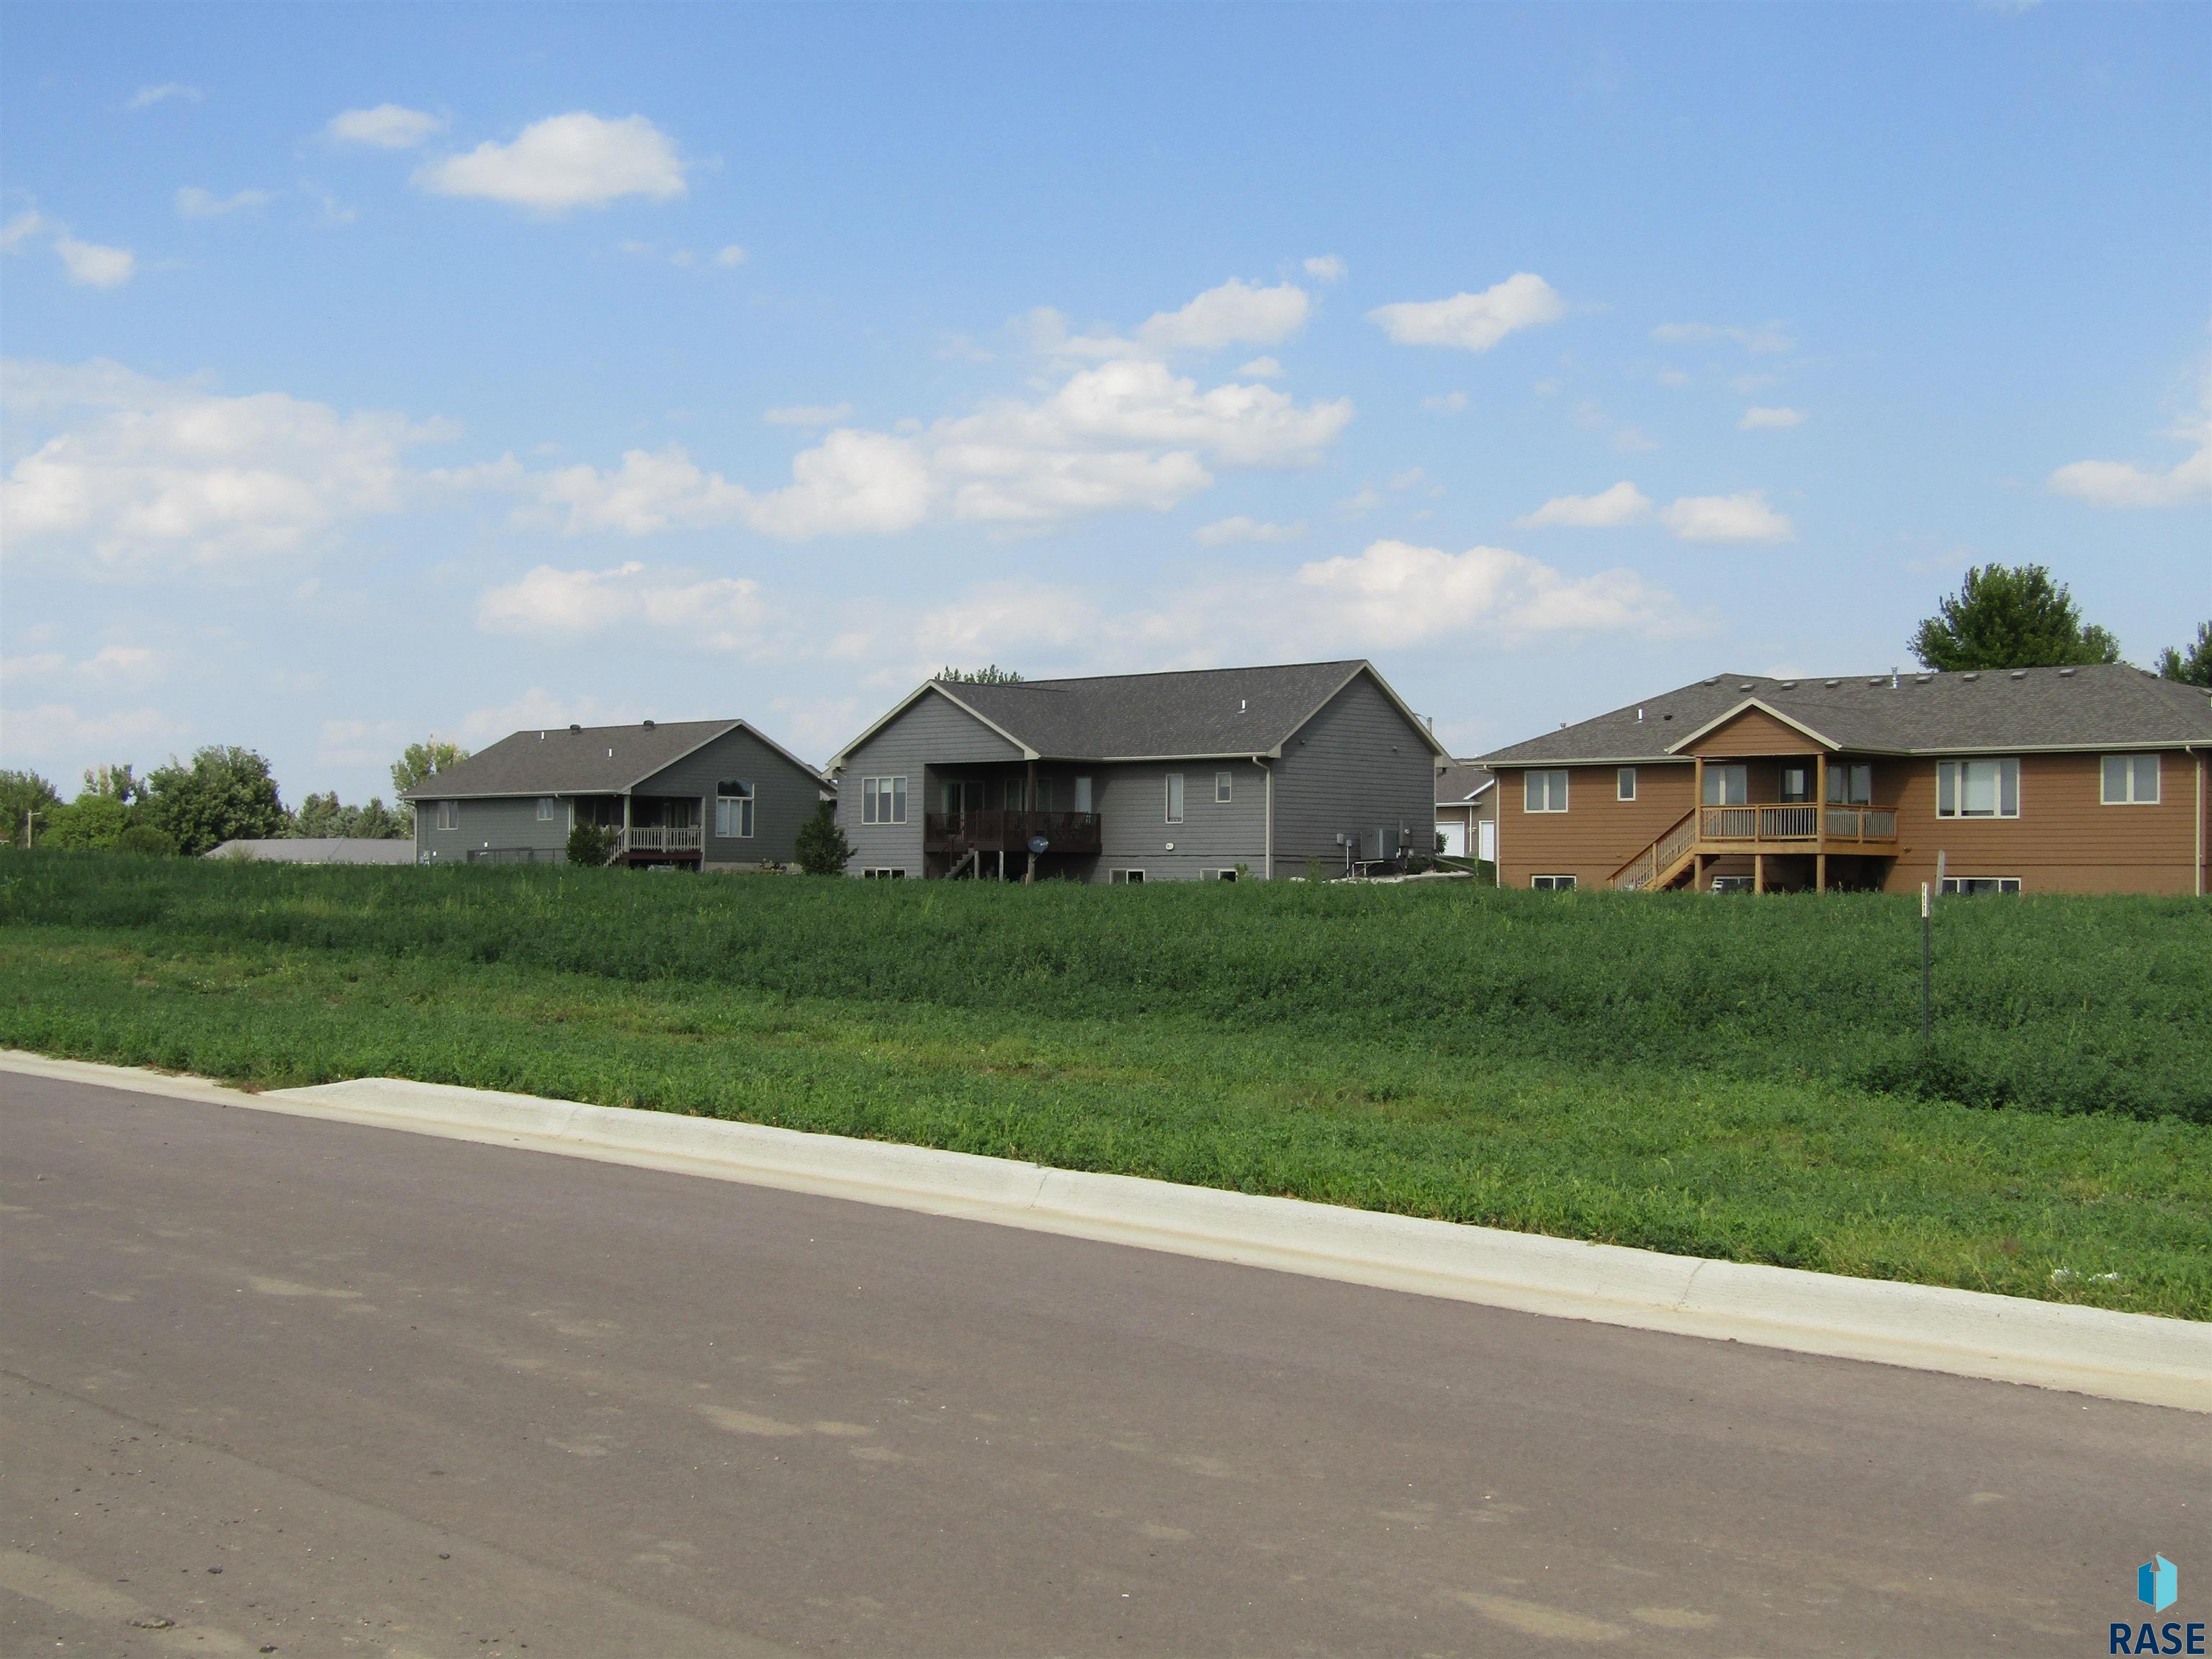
[924,809,1102,855]
[616,824,702,853]
[1699,804,1896,845]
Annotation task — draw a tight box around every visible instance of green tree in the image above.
[935,665,1025,684]
[566,822,617,866]
[1909,564,2122,672]
[0,770,62,847]
[114,823,179,857]
[289,791,411,839]
[392,739,470,797]
[140,746,288,856]
[793,800,852,876]
[2155,621,2212,688]
[42,794,134,850]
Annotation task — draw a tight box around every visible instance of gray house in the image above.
[825,660,1447,881]
[401,719,830,870]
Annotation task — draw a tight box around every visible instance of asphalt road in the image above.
[1,1073,2200,1658]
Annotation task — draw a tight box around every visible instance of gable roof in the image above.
[1475,664,2212,768]
[1437,763,1494,805]
[400,719,827,801]
[830,660,1449,768]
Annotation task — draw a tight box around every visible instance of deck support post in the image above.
[1754,853,1765,894]
[1816,851,1827,891]
[1692,852,1704,892]
[997,849,1006,882]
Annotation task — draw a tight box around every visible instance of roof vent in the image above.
[2010,670,2027,680]
[1635,706,1645,721]
[539,731,547,739]
[1779,680,1797,689]
[1703,677,1719,685]
[643,719,655,729]
[1962,673,1979,681]
[2059,667,2076,677]
[1915,675,1931,685]
[607,747,615,757]
[569,724,581,733]
[1737,682,1754,691]
[1867,678,1884,687]
[1824,678,1840,688]
[1238,698,1247,714]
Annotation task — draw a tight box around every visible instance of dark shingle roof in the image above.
[837,660,1448,764]
[1437,763,1494,805]
[400,719,822,799]
[1475,664,2212,768]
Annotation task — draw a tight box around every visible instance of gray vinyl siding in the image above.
[416,796,569,863]
[1092,760,1267,881]
[637,727,825,868]
[1272,672,1437,874]
[836,691,1022,876]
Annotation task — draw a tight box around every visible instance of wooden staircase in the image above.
[943,849,980,881]
[1611,808,1700,891]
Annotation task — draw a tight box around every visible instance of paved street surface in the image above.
[2,1073,2199,1657]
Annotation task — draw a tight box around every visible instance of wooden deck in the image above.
[924,809,1102,858]
[1612,805,1898,891]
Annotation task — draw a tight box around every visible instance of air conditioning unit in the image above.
[1359,826,1401,862]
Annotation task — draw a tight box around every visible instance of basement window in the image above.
[1941,876,2021,895]
[1531,873,1577,891]
[1110,868,1146,884]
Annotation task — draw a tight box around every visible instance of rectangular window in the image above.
[1616,768,1636,802]
[1202,868,1239,881]
[1524,770,1569,813]
[1779,765,1811,804]
[1531,873,1577,891]
[860,776,907,825]
[1034,776,1055,811]
[2100,754,2160,805]
[1165,774,1184,824]
[862,867,906,879]
[1826,763,1873,805]
[1701,765,1748,806]
[1937,758,2019,819]
[536,797,557,822]
[1110,868,1146,884]
[715,780,755,839]
[435,801,459,831]
[1073,776,1092,814]
[1941,876,2021,896]
[1215,770,1233,804]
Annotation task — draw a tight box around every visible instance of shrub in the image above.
[793,801,851,876]
[114,824,179,857]
[566,824,617,866]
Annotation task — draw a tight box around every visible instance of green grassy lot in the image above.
[2,853,2206,1317]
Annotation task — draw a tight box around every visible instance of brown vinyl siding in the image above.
[1879,748,2201,895]
[1496,763,1696,888]
[1684,707,1827,756]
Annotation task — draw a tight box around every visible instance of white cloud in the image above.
[0,701,185,771]
[414,112,687,212]
[1663,490,1794,544]
[1515,480,1652,529]
[1422,391,1469,414]
[1651,321,1794,354]
[176,186,276,220]
[1368,273,1564,353]
[1,359,449,570]
[1303,255,1347,284]
[1739,406,1805,430]
[763,403,854,427]
[476,561,770,653]
[316,716,407,768]
[327,104,446,149]
[1236,356,1282,379]
[1194,516,1306,546]
[457,689,641,746]
[1613,426,1658,453]
[1135,279,1310,356]
[1291,539,1688,646]
[127,84,203,111]
[714,244,747,267]
[1,210,47,253]
[2047,395,2211,509]
[54,235,134,289]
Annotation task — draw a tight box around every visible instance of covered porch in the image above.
[575,794,704,866]
[1614,750,1899,892]
[922,763,1101,879]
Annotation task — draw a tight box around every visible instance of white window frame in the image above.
[1936,757,2020,819]
[1524,770,1569,813]
[1110,868,1146,884]
[1941,876,2021,896]
[715,781,756,840]
[435,801,459,831]
[2100,754,2160,806]
[1531,873,1577,891]
[860,775,907,825]
[1165,774,1184,824]
[536,797,557,822]
[1202,868,1240,881]
[861,867,906,879]
[1073,776,1092,814]
[1215,770,1233,804]
[1616,768,1636,802]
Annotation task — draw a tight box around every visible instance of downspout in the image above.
[1258,756,1273,880]
[2195,745,2205,899]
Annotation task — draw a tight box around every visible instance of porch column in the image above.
[1025,759,1036,812]
[1693,755,1706,855]
[621,792,631,859]
[1692,852,1704,891]
[1815,752,1827,886]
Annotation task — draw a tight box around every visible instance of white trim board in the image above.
[4,1051,2204,1413]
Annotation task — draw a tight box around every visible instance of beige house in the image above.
[1475,665,2211,894]
[1434,763,1496,862]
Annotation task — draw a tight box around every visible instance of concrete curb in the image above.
[7,1050,2206,1411]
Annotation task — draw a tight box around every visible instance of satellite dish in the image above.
[1027,835,1050,855]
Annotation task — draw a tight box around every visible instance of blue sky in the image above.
[4,2,2207,802]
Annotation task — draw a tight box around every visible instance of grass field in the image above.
[3,853,2207,1318]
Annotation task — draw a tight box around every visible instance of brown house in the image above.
[1475,665,2212,895]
